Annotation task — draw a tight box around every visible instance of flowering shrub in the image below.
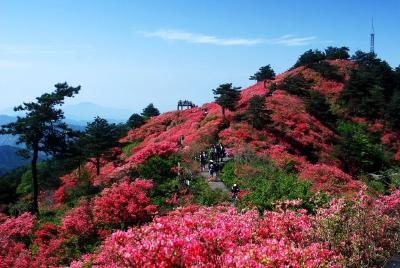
[299,164,362,194]
[74,206,340,267]
[93,178,156,226]
[0,213,35,268]
[62,199,94,236]
[315,189,400,267]
[263,144,308,171]
[267,90,335,155]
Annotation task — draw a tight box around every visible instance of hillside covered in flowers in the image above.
[1,48,400,267]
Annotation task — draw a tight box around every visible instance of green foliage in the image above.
[293,49,326,68]
[82,117,120,176]
[213,83,241,118]
[350,51,398,101]
[122,140,142,156]
[221,158,313,213]
[386,90,400,129]
[62,171,101,207]
[310,61,344,81]
[249,64,276,81]
[141,103,160,119]
[267,83,278,94]
[36,209,65,226]
[245,95,273,130]
[306,90,337,128]
[16,161,62,195]
[127,113,145,129]
[189,177,228,206]
[199,114,218,127]
[324,46,350,60]
[335,121,388,174]
[279,73,313,97]
[0,82,80,213]
[366,178,386,194]
[340,69,385,119]
[0,165,28,204]
[138,155,179,186]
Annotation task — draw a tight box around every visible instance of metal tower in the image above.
[370,18,375,54]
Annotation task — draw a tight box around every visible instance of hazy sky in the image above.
[0,0,399,113]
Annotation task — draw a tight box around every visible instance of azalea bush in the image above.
[299,163,362,194]
[315,189,400,267]
[93,178,157,228]
[0,213,34,268]
[72,206,341,268]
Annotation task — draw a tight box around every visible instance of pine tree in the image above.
[82,117,119,176]
[325,46,350,60]
[141,103,160,119]
[127,113,145,129]
[212,83,241,120]
[249,65,276,81]
[246,95,273,130]
[0,83,80,214]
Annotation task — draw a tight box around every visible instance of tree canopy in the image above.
[246,95,273,130]
[0,82,80,213]
[82,117,120,176]
[249,65,276,81]
[212,83,241,119]
[127,113,145,129]
[142,103,160,119]
[293,49,326,68]
[325,46,350,60]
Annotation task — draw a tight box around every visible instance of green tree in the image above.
[63,132,87,177]
[0,82,80,214]
[249,65,276,81]
[212,83,241,120]
[324,46,350,60]
[141,103,160,119]
[306,90,336,127]
[335,121,387,174]
[351,51,397,101]
[279,73,313,97]
[293,49,326,68]
[310,61,343,81]
[82,117,119,176]
[339,69,385,119]
[246,95,273,130]
[387,90,400,129]
[127,113,145,129]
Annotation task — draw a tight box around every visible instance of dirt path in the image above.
[199,157,231,192]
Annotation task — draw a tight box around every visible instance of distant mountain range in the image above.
[0,102,135,174]
[0,145,30,175]
[0,102,135,125]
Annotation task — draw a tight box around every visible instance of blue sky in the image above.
[0,0,399,114]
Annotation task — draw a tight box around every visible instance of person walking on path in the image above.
[208,160,216,181]
[231,184,240,203]
[200,151,207,172]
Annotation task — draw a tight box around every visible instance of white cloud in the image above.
[267,35,317,46]
[137,29,319,47]
[137,30,263,46]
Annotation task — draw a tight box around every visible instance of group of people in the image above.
[198,144,227,179]
[197,144,241,202]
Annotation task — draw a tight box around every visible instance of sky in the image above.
[0,0,399,115]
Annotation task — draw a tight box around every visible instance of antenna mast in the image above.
[370,18,375,53]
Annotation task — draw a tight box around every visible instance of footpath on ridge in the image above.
[198,156,231,193]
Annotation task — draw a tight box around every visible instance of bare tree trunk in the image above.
[31,144,39,214]
[96,157,100,176]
